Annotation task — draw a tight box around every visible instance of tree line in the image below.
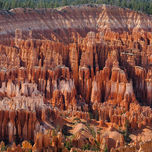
[0,0,152,14]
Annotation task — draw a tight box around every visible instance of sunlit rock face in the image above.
[0,4,152,151]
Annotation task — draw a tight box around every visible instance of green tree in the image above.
[62,0,68,6]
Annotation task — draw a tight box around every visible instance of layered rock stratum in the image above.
[0,4,152,152]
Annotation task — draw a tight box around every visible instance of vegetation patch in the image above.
[0,0,151,14]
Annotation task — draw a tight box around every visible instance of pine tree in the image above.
[0,0,3,9]
[3,1,11,10]
[62,0,68,6]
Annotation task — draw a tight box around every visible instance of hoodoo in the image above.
[0,4,152,152]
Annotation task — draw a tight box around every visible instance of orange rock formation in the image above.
[0,4,152,151]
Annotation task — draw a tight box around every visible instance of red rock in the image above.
[0,4,152,151]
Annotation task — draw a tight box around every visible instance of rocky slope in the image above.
[0,4,152,152]
[0,4,151,43]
